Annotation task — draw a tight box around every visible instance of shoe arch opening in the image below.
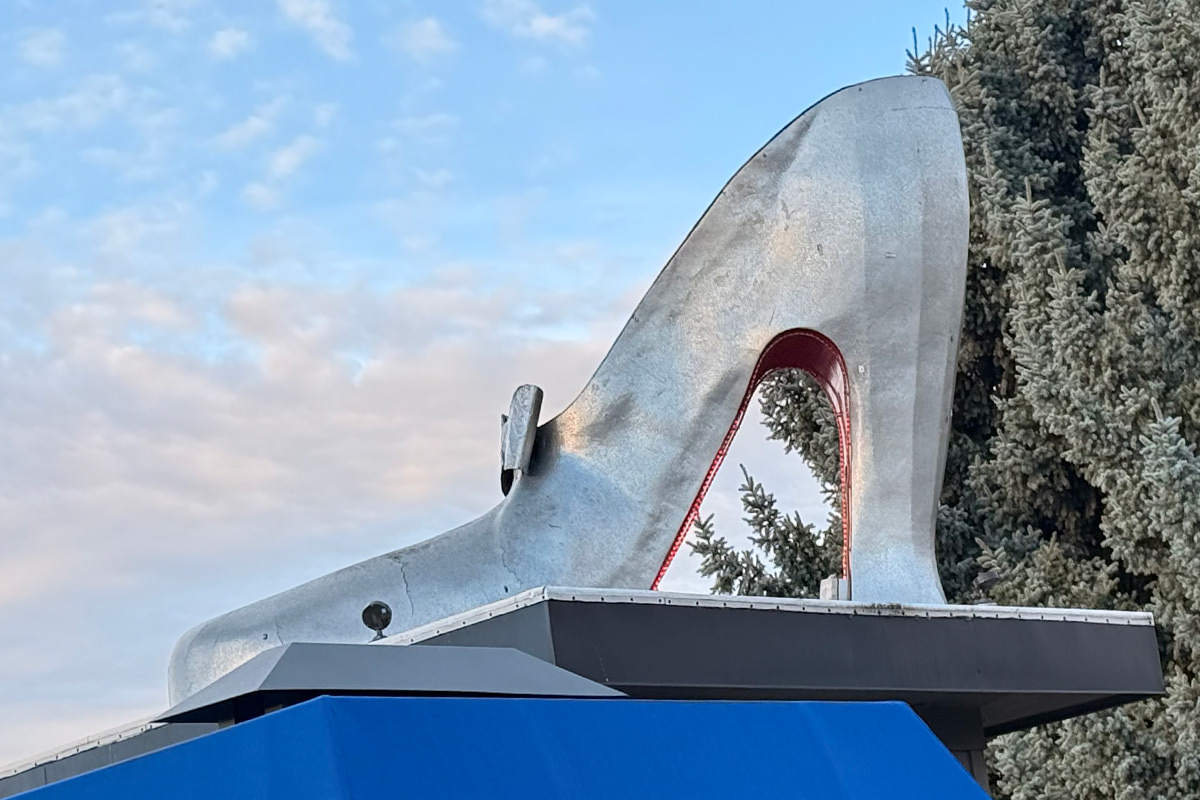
[651,328,852,590]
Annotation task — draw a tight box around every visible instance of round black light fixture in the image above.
[361,600,393,641]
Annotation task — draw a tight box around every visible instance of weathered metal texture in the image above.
[500,384,543,495]
[168,75,969,703]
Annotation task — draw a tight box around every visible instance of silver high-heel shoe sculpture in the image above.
[169,75,969,703]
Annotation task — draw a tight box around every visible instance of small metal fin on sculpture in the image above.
[500,384,543,495]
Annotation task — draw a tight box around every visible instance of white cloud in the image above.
[235,136,322,211]
[313,102,338,128]
[209,27,253,60]
[241,181,281,210]
[211,98,286,150]
[81,105,180,183]
[115,41,155,72]
[84,207,182,255]
[268,135,321,179]
[0,240,630,625]
[4,267,624,550]
[15,75,131,131]
[110,0,197,32]
[0,135,36,185]
[414,167,453,189]
[0,197,825,766]
[91,281,192,328]
[519,55,548,74]
[393,112,458,142]
[481,0,595,46]
[395,17,457,60]
[18,28,66,66]
[145,0,196,31]
[277,0,353,60]
[2,76,177,182]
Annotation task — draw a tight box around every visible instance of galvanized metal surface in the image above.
[500,384,543,495]
[169,75,969,703]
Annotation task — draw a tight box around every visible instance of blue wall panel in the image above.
[18,697,988,799]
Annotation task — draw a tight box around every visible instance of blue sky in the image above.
[0,0,967,768]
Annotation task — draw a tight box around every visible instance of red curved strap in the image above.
[651,329,852,589]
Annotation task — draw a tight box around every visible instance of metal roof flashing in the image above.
[377,586,1155,646]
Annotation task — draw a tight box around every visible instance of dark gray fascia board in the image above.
[384,587,1164,736]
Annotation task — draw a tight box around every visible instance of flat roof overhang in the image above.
[381,587,1165,736]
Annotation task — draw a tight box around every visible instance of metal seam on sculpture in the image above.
[651,328,853,590]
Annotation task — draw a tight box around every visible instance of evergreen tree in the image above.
[693,1,1200,795]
